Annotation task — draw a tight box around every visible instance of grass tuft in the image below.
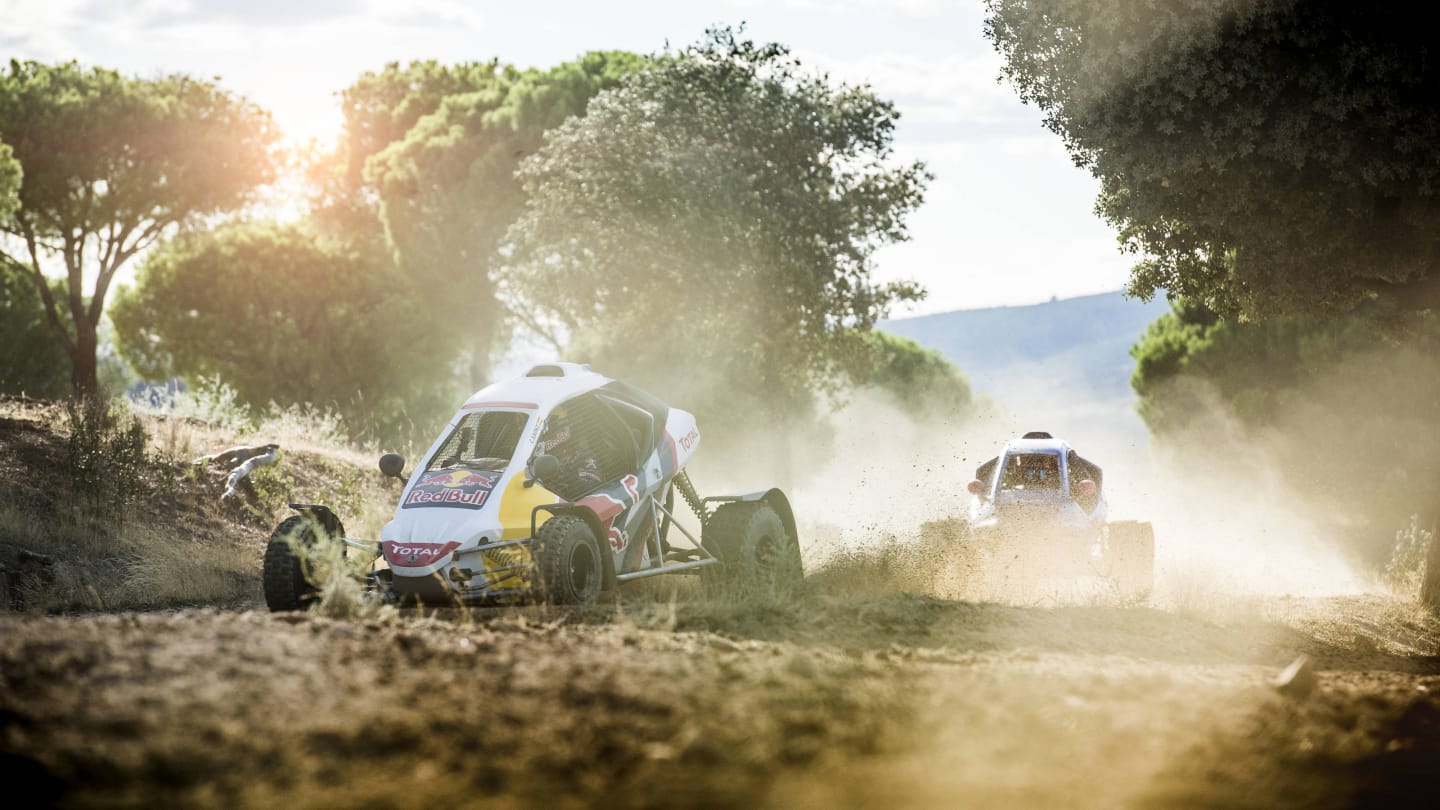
[1383,514,1432,599]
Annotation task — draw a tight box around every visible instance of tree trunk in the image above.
[1422,517,1440,613]
[71,320,99,395]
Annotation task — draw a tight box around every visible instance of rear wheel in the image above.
[533,515,603,605]
[701,501,803,597]
[1106,521,1155,598]
[263,513,346,612]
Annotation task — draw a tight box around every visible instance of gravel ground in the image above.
[3,592,1437,810]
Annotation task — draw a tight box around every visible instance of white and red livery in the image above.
[263,363,802,608]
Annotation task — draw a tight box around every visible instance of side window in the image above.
[534,395,639,500]
[598,395,654,465]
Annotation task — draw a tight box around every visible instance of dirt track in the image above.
[3,587,1438,810]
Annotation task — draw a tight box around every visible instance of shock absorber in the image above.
[674,471,708,528]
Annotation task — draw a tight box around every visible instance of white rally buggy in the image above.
[262,363,803,609]
[963,431,1154,597]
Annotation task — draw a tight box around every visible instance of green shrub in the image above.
[63,396,151,516]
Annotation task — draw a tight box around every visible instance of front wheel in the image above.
[532,515,604,605]
[263,513,346,612]
[701,501,803,597]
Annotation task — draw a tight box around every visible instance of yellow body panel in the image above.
[477,474,559,589]
[497,473,558,541]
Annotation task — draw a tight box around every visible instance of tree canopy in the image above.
[862,331,973,419]
[101,52,643,442]
[1129,297,1383,435]
[0,138,18,218]
[502,27,931,442]
[984,1,1440,319]
[0,60,280,394]
[306,59,515,225]
[1,259,69,398]
[110,222,458,445]
[2,137,63,394]
[365,51,645,385]
[1132,300,1440,562]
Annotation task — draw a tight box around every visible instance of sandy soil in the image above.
[3,588,1438,810]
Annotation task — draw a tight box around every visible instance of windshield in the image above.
[425,411,529,473]
[998,452,1062,492]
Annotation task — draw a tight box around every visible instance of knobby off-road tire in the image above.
[700,501,803,597]
[263,514,346,612]
[532,515,603,605]
[1107,520,1155,598]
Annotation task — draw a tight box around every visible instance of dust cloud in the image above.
[710,365,1380,608]
[1128,393,1375,606]
[785,390,1006,560]
[509,335,1387,607]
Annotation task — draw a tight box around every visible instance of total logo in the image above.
[382,540,461,568]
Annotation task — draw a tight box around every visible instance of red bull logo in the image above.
[403,469,501,510]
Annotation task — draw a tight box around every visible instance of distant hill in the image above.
[880,290,1170,402]
[879,290,1171,448]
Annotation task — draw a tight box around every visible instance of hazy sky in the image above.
[1,0,1137,316]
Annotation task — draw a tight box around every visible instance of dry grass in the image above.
[1159,566,1270,626]
[0,395,398,613]
[5,389,1435,637]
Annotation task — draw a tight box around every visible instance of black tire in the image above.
[262,513,345,612]
[1106,520,1155,597]
[532,515,604,605]
[700,501,803,595]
